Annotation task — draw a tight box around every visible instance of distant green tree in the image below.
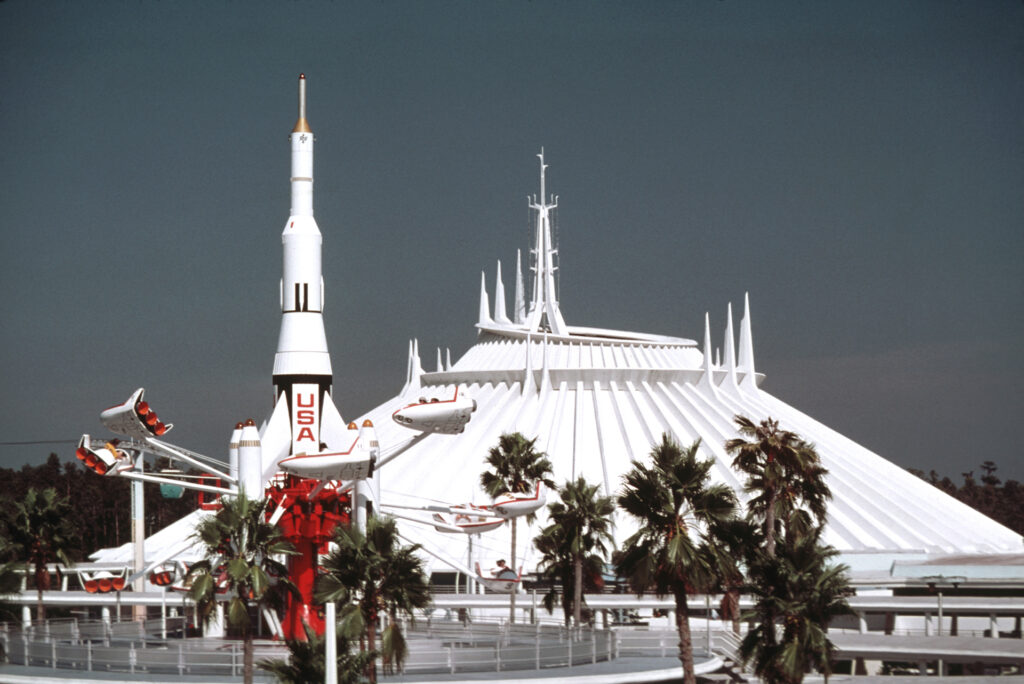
[0,538,24,625]
[2,487,77,622]
[534,476,615,626]
[908,463,1024,538]
[480,432,556,623]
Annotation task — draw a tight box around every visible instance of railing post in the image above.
[178,642,185,675]
[51,639,57,669]
[495,634,501,672]
[591,628,596,664]
[87,639,92,671]
[567,625,573,667]
[448,645,454,674]
[129,642,136,675]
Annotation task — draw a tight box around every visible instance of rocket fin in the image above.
[260,394,292,482]
[320,391,349,450]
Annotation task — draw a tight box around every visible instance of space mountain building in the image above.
[359,152,1022,578]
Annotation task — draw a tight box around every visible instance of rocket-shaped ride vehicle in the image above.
[256,75,366,639]
[259,73,352,480]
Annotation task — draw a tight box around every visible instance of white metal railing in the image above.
[829,626,1004,638]
[400,620,616,674]
[2,616,736,678]
[0,618,283,679]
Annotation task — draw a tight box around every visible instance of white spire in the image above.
[478,271,492,326]
[697,312,716,391]
[524,149,568,336]
[436,347,443,372]
[513,249,526,324]
[402,339,424,395]
[445,347,452,371]
[724,302,739,387]
[403,339,413,389]
[738,292,759,393]
[494,261,511,324]
[410,339,423,391]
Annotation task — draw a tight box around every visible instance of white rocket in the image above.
[258,74,349,485]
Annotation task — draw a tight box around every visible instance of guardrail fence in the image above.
[1,616,728,678]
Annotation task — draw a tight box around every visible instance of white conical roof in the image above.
[357,158,1022,577]
[362,323,1022,576]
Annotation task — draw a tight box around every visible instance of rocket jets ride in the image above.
[260,74,352,485]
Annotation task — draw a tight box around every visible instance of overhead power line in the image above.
[0,439,78,446]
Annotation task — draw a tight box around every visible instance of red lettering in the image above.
[296,393,314,408]
[297,409,315,425]
[296,427,315,442]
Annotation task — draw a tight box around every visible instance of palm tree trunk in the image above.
[674,590,697,684]
[243,633,254,684]
[368,608,378,683]
[573,552,583,627]
[723,586,741,635]
[509,518,517,624]
[766,487,778,558]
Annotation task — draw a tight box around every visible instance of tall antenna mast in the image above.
[524,148,567,336]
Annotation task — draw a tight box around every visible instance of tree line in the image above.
[0,453,202,561]
[908,461,1024,535]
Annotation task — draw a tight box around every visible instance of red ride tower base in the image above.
[266,476,350,640]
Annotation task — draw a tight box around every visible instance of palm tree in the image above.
[713,516,758,635]
[186,494,297,684]
[615,434,739,684]
[259,624,373,684]
[725,415,829,557]
[726,416,848,684]
[3,488,77,622]
[0,538,24,635]
[739,526,851,684]
[534,476,615,627]
[479,432,556,623]
[315,515,430,683]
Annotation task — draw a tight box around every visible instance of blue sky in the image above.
[1,1,1022,481]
